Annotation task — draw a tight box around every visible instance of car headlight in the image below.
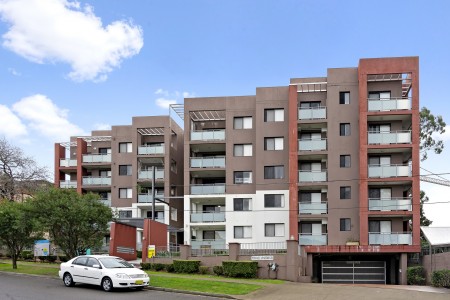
[115,273,131,279]
[143,273,149,278]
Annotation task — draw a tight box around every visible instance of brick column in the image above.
[399,253,408,285]
[286,240,299,282]
[228,243,240,261]
[180,245,191,260]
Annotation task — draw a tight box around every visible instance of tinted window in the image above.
[86,257,99,267]
[73,257,88,266]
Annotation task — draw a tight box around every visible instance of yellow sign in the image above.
[147,245,155,258]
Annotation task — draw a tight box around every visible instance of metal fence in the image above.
[239,242,287,255]
[191,248,229,257]
[154,245,181,258]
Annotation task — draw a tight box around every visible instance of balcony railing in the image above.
[299,202,328,214]
[190,184,226,195]
[82,153,111,163]
[138,144,164,155]
[298,107,327,120]
[368,97,412,112]
[368,197,412,211]
[98,199,111,207]
[190,156,226,168]
[191,239,226,250]
[59,180,77,188]
[369,232,412,245]
[138,168,165,180]
[368,131,411,144]
[298,170,327,182]
[137,193,165,203]
[82,177,111,186]
[368,164,411,178]
[190,212,225,223]
[190,130,225,141]
[299,233,327,245]
[298,139,327,151]
[60,159,77,167]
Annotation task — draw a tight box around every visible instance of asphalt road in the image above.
[0,272,221,300]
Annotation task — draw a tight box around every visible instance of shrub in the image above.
[431,270,450,288]
[407,266,426,285]
[140,262,152,270]
[199,266,209,274]
[58,256,69,262]
[213,265,224,276]
[173,260,200,273]
[222,261,258,278]
[136,250,142,259]
[153,263,166,271]
[20,250,34,260]
[165,264,175,273]
[46,256,57,263]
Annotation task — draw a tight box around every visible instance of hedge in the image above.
[199,266,209,274]
[173,260,200,273]
[222,261,258,278]
[20,250,34,260]
[407,266,426,285]
[431,270,450,288]
[213,265,224,276]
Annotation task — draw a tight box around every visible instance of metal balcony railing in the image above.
[138,168,165,180]
[298,170,327,182]
[369,232,412,245]
[298,139,327,151]
[190,156,226,168]
[98,199,111,207]
[190,212,225,223]
[368,131,411,144]
[368,164,411,178]
[368,97,411,112]
[298,107,327,120]
[298,233,327,245]
[60,159,77,167]
[82,153,111,163]
[299,202,328,214]
[59,180,77,189]
[190,184,226,195]
[82,177,111,186]
[138,144,164,155]
[190,130,225,141]
[191,239,226,250]
[368,197,412,211]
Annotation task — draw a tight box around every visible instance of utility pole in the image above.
[151,165,155,221]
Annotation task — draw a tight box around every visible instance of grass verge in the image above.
[0,261,59,277]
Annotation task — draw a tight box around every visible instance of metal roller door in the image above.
[322,261,386,284]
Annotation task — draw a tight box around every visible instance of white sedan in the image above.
[59,255,149,292]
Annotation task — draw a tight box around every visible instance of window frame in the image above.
[119,188,132,199]
[264,194,284,208]
[264,108,284,122]
[340,155,351,168]
[264,223,285,237]
[119,142,132,153]
[264,137,284,151]
[233,144,253,157]
[340,218,351,231]
[118,164,132,176]
[233,116,253,129]
[340,186,351,199]
[339,123,351,136]
[234,226,252,239]
[264,165,285,179]
[339,92,350,104]
[233,198,252,211]
[234,171,253,184]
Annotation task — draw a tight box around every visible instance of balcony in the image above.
[99,199,111,207]
[190,130,225,141]
[82,177,111,186]
[369,232,412,245]
[60,159,77,167]
[299,202,327,214]
[368,164,411,178]
[368,131,411,145]
[299,233,327,246]
[368,197,412,211]
[298,170,327,182]
[298,107,326,120]
[190,184,226,195]
[82,154,111,163]
[137,192,165,203]
[59,180,77,188]
[190,212,225,223]
[138,144,164,155]
[368,97,411,112]
[191,239,226,250]
[298,139,327,151]
[190,156,226,168]
[138,168,165,180]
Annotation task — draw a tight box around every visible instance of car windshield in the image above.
[98,257,135,269]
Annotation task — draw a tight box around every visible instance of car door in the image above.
[83,258,103,285]
[71,257,88,283]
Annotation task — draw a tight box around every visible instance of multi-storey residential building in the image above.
[55,116,184,245]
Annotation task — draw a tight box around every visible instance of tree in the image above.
[31,188,113,258]
[0,200,42,269]
[0,137,49,201]
[420,107,446,161]
[419,191,432,226]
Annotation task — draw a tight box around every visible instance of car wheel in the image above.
[63,273,75,287]
[101,277,113,292]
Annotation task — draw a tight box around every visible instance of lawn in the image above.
[0,260,59,277]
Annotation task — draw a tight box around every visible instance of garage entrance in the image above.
[321,261,386,284]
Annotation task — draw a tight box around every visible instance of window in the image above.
[170,160,177,173]
[99,148,111,154]
[340,155,351,168]
[340,186,351,199]
[171,208,178,221]
[234,226,252,238]
[264,194,284,208]
[264,165,284,179]
[73,257,88,266]
[234,198,251,211]
[264,137,284,151]
[119,142,132,153]
[340,218,351,231]
[234,144,253,156]
[234,171,252,184]
[147,211,164,220]
[86,258,99,267]
[99,170,111,177]
[264,108,284,122]
[339,92,350,104]
[340,123,351,136]
[369,220,391,233]
[369,91,391,100]
[234,116,252,129]
[265,223,285,237]
[119,165,132,176]
[299,102,321,108]
[119,188,132,199]
[119,210,132,218]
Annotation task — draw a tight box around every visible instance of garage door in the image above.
[321,261,386,284]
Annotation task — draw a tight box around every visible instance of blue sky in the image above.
[1,0,450,225]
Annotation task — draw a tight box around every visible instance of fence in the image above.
[239,242,287,255]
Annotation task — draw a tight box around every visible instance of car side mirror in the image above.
[92,264,101,269]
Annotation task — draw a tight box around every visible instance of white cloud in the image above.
[0,0,143,82]
[433,125,450,142]
[0,104,27,138]
[154,89,195,109]
[7,67,20,76]
[12,94,86,141]
[93,123,111,130]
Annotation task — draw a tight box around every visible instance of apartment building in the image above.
[55,116,184,245]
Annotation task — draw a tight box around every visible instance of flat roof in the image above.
[421,226,450,247]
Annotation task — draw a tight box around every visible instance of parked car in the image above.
[59,255,149,292]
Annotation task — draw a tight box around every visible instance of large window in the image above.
[340,123,351,136]
[265,223,285,237]
[264,165,284,179]
[119,142,132,153]
[119,210,132,218]
[234,144,253,157]
[264,137,284,151]
[340,186,351,199]
[234,171,252,184]
[119,188,132,199]
[340,155,351,168]
[234,226,252,238]
[119,165,132,176]
[234,198,251,211]
[234,117,252,129]
[264,109,284,122]
[369,91,391,100]
[340,218,351,231]
[264,194,284,208]
[339,92,350,104]
[99,148,111,154]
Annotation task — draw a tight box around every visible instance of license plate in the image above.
[135,280,143,285]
